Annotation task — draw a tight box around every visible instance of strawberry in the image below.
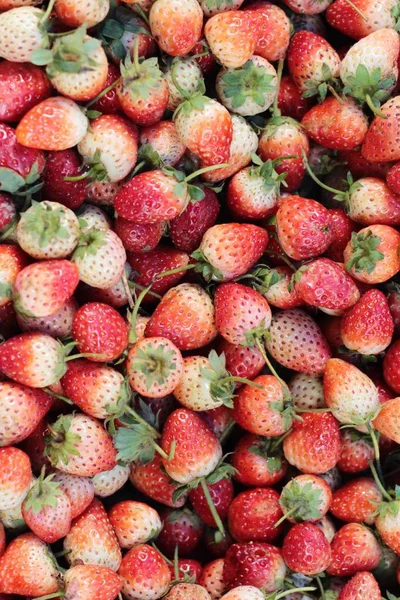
[293,258,360,313]
[19,418,50,475]
[145,283,217,351]
[0,6,49,62]
[149,0,202,56]
[45,413,117,477]
[260,265,303,310]
[341,289,394,354]
[0,447,32,511]
[190,478,233,528]
[42,149,86,210]
[227,487,283,544]
[86,179,122,206]
[204,10,261,69]
[170,187,220,253]
[118,544,170,600]
[282,0,332,13]
[140,121,186,166]
[0,382,53,447]
[330,477,382,525]
[199,405,235,439]
[266,309,332,375]
[129,453,188,508]
[157,507,204,557]
[162,57,203,112]
[374,493,400,556]
[55,0,110,27]
[72,302,128,363]
[165,583,211,600]
[194,223,268,281]
[21,468,72,543]
[279,474,332,524]
[223,542,286,592]
[283,412,341,474]
[383,340,400,394]
[302,97,369,150]
[327,523,381,576]
[63,565,123,600]
[362,96,400,162]
[77,115,138,183]
[161,408,222,484]
[325,208,357,261]
[344,225,400,284]
[16,97,89,151]
[109,500,162,549]
[13,259,79,318]
[0,533,59,596]
[217,339,265,385]
[115,218,165,254]
[339,149,392,179]
[17,297,77,340]
[0,61,51,123]
[0,122,45,193]
[127,337,183,398]
[77,204,112,231]
[374,396,400,443]
[89,63,122,115]
[199,559,227,600]
[17,200,80,259]
[233,374,292,437]
[338,429,375,473]
[337,571,381,600]
[0,193,17,237]
[288,31,340,95]
[72,228,126,289]
[92,464,130,498]
[232,433,288,488]
[282,522,331,575]
[216,56,277,117]
[246,2,290,62]
[168,559,202,583]
[277,75,312,121]
[64,498,121,571]
[220,588,264,600]
[52,471,94,519]
[276,196,333,260]
[0,244,30,308]
[289,373,325,410]
[327,0,399,40]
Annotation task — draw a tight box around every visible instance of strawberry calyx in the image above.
[23,466,63,515]
[96,5,151,62]
[248,435,287,475]
[0,161,43,196]
[104,376,133,435]
[64,150,109,184]
[345,230,385,274]
[302,62,342,103]
[342,64,395,118]
[248,153,290,192]
[18,200,72,248]
[265,587,317,600]
[130,340,178,391]
[120,38,164,100]
[72,224,107,259]
[242,264,284,295]
[275,479,325,528]
[219,58,276,110]
[44,414,81,467]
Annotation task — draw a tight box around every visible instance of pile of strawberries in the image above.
[3,0,400,599]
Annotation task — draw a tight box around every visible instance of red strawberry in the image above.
[140,121,186,167]
[282,522,331,575]
[42,149,86,210]
[276,196,333,260]
[129,453,188,508]
[344,225,400,284]
[0,61,52,123]
[217,339,265,385]
[63,565,123,600]
[262,265,303,310]
[0,122,45,191]
[327,523,381,576]
[279,474,332,523]
[0,447,32,511]
[0,244,30,308]
[283,412,341,474]
[157,508,204,557]
[0,193,17,236]
[281,0,332,14]
[277,75,312,121]
[266,309,332,375]
[161,408,222,484]
[145,283,217,351]
[223,542,286,592]
[170,188,220,254]
[89,63,122,115]
[337,571,381,600]
[362,96,400,162]
[246,2,290,62]
[228,487,283,544]
[340,149,392,180]
[232,434,288,488]
[52,472,95,519]
[0,533,59,597]
[118,544,170,600]
[374,396,400,443]
[168,559,202,583]
[383,340,400,394]
[326,0,399,40]
[338,429,375,473]
[189,477,234,528]
[325,208,357,262]
[330,477,382,525]
[54,0,110,27]
[374,494,400,556]
[108,500,162,549]
[72,302,129,363]
[204,11,261,69]
[149,0,202,56]
[115,218,164,254]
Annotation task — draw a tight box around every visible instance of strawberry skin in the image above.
[42,149,86,210]
[374,396,400,443]
[115,218,165,254]
[330,477,382,525]
[0,447,32,511]
[288,31,340,93]
[223,542,286,592]
[218,339,265,385]
[362,96,400,162]
[0,61,52,122]
[337,571,381,600]
[64,565,123,600]
[232,434,288,487]
[189,478,233,528]
[108,500,162,549]
[326,0,399,40]
[227,487,283,544]
[282,522,331,575]
[246,2,290,62]
[149,0,203,56]
[129,453,188,508]
[0,122,45,178]
[327,523,381,576]
[118,544,171,600]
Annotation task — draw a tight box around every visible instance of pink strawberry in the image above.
[118,544,170,599]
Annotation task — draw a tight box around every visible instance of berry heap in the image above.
[1,0,400,599]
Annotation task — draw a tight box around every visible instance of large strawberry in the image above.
[118,544,170,600]
[337,571,381,600]
[109,500,162,549]
[362,96,400,162]
[72,228,126,289]
[0,6,50,62]
[129,453,188,508]
[344,225,400,284]
[63,565,123,600]
[330,477,382,525]
[227,487,283,544]
[223,542,286,592]
[246,2,290,62]
[326,0,399,40]
[282,522,331,575]
[149,0,203,56]
[327,523,381,576]
[0,61,52,123]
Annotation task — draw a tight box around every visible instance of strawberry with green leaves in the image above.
[277,474,332,526]
[165,57,204,112]
[199,0,245,16]
[373,477,400,557]
[129,453,188,508]
[140,121,186,167]
[218,338,266,385]
[157,507,204,557]
[0,5,52,63]
[149,0,203,56]
[190,477,234,529]
[282,522,331,575]
[344,225,400,284]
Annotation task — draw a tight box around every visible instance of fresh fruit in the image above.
[118,544,170,600]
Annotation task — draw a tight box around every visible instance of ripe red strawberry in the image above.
[118,544,170,600]
[283,412,341,474]
[0,122,45,190]
[232,434,288,488]
[64,498,121,571]
[199,405,235,439]
[42,149,86,210]
[72,302,129,362]
[276,196,333,260]
[157,508,204,557]
[266,309,332,375]
[16,97,89,151]
[261,265,303,310]
[109,500,162,549]
[161,408,222,484]
[374,494,400,556]
[52,472,95,519]
[0,447,32,511]
[338,429,375,473]
[0,244,30,308]
[149,0,202,56]
[189,478,233,528]
[374,397,400,443]
[145,283,217,350]
[246,2,290,62]
[327,523,381,576]
[223,542,286,592]
[54,0,110,26]
[386,161,400,196]
[383,340,400,394]
[168,559,202,583]
[0,61,51,123]
[277,75,312,120]
[330,477,382,525]
[288,31,340,94]
[341,289,394,354]
[217,339,265,385]
[115,218,164,254]
[302,97,369,150]
[228,487,283,544]
[0,533,59,597]
[45,413,117,477]
[129,453,188,508]
[344,225,400,284]
[140,121,186,166]
[362,96,400,162]
[294,258,360,313]
[199,559,226,599]
[325,208,357,262]
[337,571,381,600]
[73,228,126,289]
[282,522,331,575]
[339,149,392,180]
[170,187,220,253]
[64,565,123,600]
[204,11,261,69]
[327,0,399,41]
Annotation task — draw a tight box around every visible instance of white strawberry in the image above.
[0,6,48,62]
[165,56,204,111]
[72,228,126,289]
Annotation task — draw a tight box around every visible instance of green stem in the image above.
[44,388,73,405]
[174,545,179,581]
[133,3,150,25]
[302,151,344,196]
[34,593,64,600]
[122,273,135,310]
[343,0,368,21]
[295,407,333,413]
[273,504,298,528]
[185,163,230,182]
[63,172,88,182]
[129,283,152,344]
[365,94,387,119]
[366,422,383,481]
[86,79,119,109]
[269,429,292,453]
[263,249,297,271]
[155,264,196,279]
[369,461,392,502]
[327,84,344,104]
[254,337,290,396]
[65,352,106,362]
[272,57,284,118]
[125,406,161,438]
[316,575,325,600]
[219,420,236,446]
[199,478,225,536]
[40,0,57,25]
[128,281,161,299]
[218,376,263,389]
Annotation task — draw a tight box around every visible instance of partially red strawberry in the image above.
[289,372,325,411]
[232,434,288,488]
[0,193,17,237]
[261,265,303,310]
[204,11,261,69]
[109,500,162,549]
[168,559,202,583]
[118,544,170,599]
[327,523,381,576]
[149,0,202,56]
[0,61,52,123]
[330,477,382,525]
[157,508,204,558]
[279,473,332,524]
[374,396,400,443]
[52,471,95,520]
[0,447,32,511]
[170,187,220,253]
[63,565,123,600]
[228,487,283,544]
[362,96,400,162]
[0,244,30,308]
[54,0,110,27]
[338,429,375,473]
[129,453,188,508]
[344,225,400,284]
[0,122,45,194]
[282,0,332,14]
[217,339,265,385]
[140,121,186,166]
[165,583,211,599]
[115,218,165,254]
[337,571,381,600]
[327,0,399,41]
[277,75,312,121]
[223,542,286,592]
[189,478,233,529]
[282,522,331,575]
[89,63,122,115]
[199,559,226,600]
[246,2,290,62]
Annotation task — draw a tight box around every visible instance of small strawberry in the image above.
[0,447,32,511]
[223,542,286,592]
[344,225,400,284]
[330,477,382,525]
[289,373,325,411]
[282,522,331,575]
[89,63,122,115]
[277,75,312,121]
[246,1,290,62]
[109,500,162,549]
[228,487,283,544]
[63,565,123,600]
[86,179,122,206]
[190,477,234,528]
[374,487,400,556]
[374,396,400,443]
[168,558,202,584]
[52,471,94,519]
[0,122,45,194]
[199,559,227,600]
[115,218,165,254]
[337,571,381,600]
[362,96,400,162]
[0,6,49,63]
[170,187,220,253]
[326,0,399,40]
[16,97,89,151]
[92,464,130,498]
[217,339,265,385]
[0,61,52,123]
[129,453,188,508]
[266,309,332,375]
[327,523,381,576]
[338,429,375,473]
[199,405,235,440]
[0,244,30,308]
[259,265,303,310]
[149,0,202,56]
[0,533,59,596]
[231,433,288,487]
[278,474,332,525]
[0,193,17,238]
[340,149,391,179]
[42,149,86,210]
[283,412,341,474]
[118,544,170,600]
[54,0,110,27]
[45,413,117,477]
[325,208,357,261]
[157,507,204,557]
[140,121,186,166]
[165,583,211,600]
